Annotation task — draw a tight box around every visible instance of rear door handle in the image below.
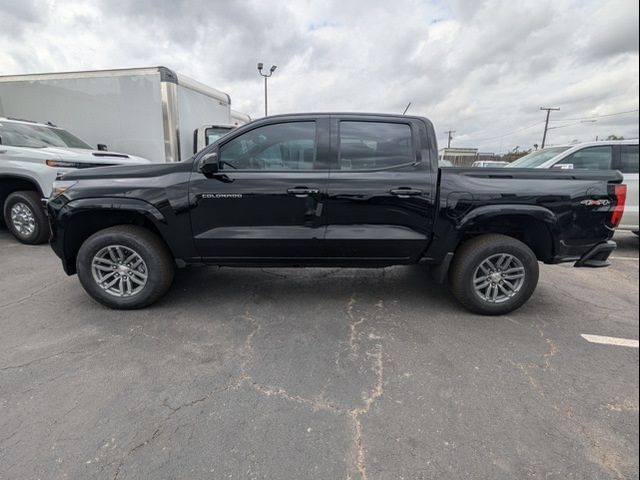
[390,188,422,198]
[287,187,320,197]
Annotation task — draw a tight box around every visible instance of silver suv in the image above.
[0,117,151,244]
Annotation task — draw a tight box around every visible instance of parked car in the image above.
[0,67,249,162]
[47,113,626,315]
[472,160,509,168]
[508,141,639,233]
[0,117,151,244]
[439,159,454,167]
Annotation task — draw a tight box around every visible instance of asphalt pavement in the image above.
[0,230,638,480]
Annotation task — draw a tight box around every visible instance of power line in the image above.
[472,121,544,143]
[456,107,639,146]
[549,109,639,122]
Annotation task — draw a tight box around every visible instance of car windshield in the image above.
[0,121,93,149]
[507,146,570,168]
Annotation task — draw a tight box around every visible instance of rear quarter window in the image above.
[619,145,639,174]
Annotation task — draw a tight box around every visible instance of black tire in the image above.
[449,234,539,315]
[76,225,175,309]
[3,191,50,245]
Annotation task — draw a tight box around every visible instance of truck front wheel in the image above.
[449,234,539,315]
[76,225,175,309]
[3,191,50,245]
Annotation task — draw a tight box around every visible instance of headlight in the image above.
[50,180,77,199]
[46,159,81,168]
[46,159,116,169]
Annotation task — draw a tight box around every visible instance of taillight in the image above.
[609,184,627,227]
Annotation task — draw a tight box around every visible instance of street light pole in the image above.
[258,63,277,117]
[540,106,560,148]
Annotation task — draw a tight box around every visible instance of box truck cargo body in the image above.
[0,67,233,162]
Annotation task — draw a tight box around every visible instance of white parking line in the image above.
[581,334,639,348]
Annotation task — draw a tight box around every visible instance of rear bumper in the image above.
[574,240,616,268]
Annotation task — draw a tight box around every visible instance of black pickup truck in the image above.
[47,113,627,314]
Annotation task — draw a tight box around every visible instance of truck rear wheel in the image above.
[449,234,539,315]
[3,191,50,245]
[76,225,175,309]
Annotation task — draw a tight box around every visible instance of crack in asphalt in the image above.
[349,346,384,480]
[0,284,51,309]
[510,320,632,480]
[109,291,388,480]
[0,350,82,371]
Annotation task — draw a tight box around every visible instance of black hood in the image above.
[61,161,193,181]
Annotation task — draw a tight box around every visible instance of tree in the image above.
[606,135,625,140]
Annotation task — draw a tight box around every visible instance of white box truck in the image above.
[0,67,242,162]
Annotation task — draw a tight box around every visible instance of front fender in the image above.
[48,196,195,274]
[62,197,167,224]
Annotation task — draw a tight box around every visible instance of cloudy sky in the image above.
[1,0,638,152]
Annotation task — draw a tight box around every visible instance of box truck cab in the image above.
[193,111,253,153]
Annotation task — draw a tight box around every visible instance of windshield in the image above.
[0,121,92,149]
[507,146,570,168]
[205,126,234,146]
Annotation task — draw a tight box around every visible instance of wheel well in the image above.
[459,215,554,262]
[63,210,167,270]
[0,177,42,217]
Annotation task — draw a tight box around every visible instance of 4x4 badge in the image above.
[581,199,610,206]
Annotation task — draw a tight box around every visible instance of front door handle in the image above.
[287,187,319,198]
[390,188,422,198]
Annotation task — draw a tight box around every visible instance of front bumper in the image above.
[574,240,616,268]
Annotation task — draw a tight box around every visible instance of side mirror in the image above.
[200,151,220,177]
[97,144,108,151]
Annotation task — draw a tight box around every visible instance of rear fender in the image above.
[457,204,558,230]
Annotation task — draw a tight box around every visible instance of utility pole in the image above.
[402,102,411,115]
[540,107,560,148]
[257,63,277,117]
[445,130,455,148]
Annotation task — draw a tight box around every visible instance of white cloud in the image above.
[0,0,637,152]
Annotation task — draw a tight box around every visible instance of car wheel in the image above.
[76,225,175,309]
[3,191,50,245]
[449,234,539,315]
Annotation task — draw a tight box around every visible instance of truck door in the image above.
[324,117,436,262]
[189,118,330,262]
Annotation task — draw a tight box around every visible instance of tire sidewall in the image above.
[77,229,170,309]
[4,192,49,244]
[455,239,539,315]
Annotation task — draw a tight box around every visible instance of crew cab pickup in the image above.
[47,113,626,315]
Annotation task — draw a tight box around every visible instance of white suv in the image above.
[0,117,151,244]
[508,140,639,233]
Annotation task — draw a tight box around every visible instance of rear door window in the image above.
[338,121,414,170]
[554,146,612,170]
